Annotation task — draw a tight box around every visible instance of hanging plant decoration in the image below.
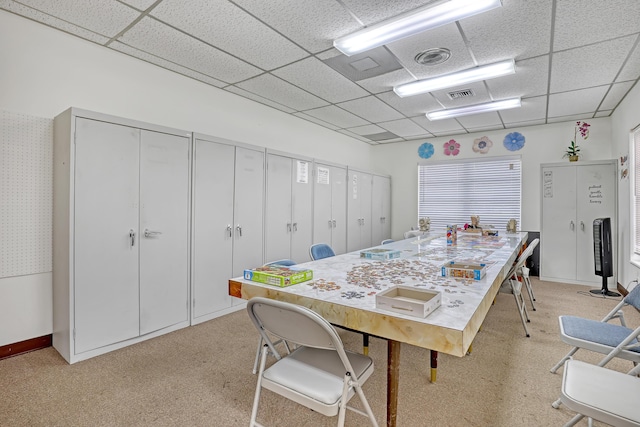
[472,136,493,154]
[503,132,525,151]
[418,142,434,159]
[443,139,460,156]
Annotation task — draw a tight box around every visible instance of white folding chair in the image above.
[502,240,538,337]
[247,297,378,427]
[517,238,539,310]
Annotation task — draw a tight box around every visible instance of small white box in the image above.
[376,286,441,318]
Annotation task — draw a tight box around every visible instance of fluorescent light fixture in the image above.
[334,0,502,56]
[394,59,515,97]
[426,98,521,120]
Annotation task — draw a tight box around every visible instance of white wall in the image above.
[0,10,373,346]
[371,118,613,240]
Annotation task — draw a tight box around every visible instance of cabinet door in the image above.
[331,165,348,255]
[372,175,391,244]
[313,164,334,249]
[139,130,190,335]
[265,154,293,263]
[74,118,140,354]
[359,172,373,249]
[232,146,265,279]
[291,160,313,263]
[575,164,617,284]
[347,170,372,252]
[192,139,235,319]
[541,165,577,281]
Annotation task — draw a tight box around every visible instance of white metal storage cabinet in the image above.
[347,169,373,253]
[265,152,313,264]
[540,160,617,286]
[53,108,191,364]
[371,174,391,245]
[312,162,347,255]
[191,134,264,325]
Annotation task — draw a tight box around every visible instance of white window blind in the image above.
[632,125,640,256]
[418,156,521,231]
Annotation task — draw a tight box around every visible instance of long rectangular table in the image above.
[229,231,527,426]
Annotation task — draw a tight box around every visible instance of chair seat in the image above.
[562,360,640,426]
[560,316,640,354]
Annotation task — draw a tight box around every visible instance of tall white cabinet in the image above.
[371,174,392,245]
[540,160,617,286]
[53,108,190,363]
[347,169,373,252]
[265,152,313,264]
[191,134,264,325]
[313,162,347,255]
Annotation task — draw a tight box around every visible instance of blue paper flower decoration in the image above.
[503,132,525,151]
[418,142,434,159]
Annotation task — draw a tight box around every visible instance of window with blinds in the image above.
[632,125,640,256]
[418,156,521,231]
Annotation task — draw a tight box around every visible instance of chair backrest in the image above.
[513,238,539,271]
[264,259,296,267]
[381,239,394,245]
[309,243,335,260]
[624,284,640,310]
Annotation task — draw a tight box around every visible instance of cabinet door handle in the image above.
[580,221,585,231]
[328,219,333,228]
[129,229,135,247]
[570,220,575,230]
[226,224,232,237]
[292,222,297,232]
[144,229,162,238]
[287,222,292,232]
[236,224,242,237]
[332,219,337,228]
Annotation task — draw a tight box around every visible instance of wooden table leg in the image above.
[387,340,401,427]
[430,350,438,383]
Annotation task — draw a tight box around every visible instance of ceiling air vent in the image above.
[447,89,475,99]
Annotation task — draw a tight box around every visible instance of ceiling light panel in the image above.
[334,0,503,56]
[394,59,515,97]
[426,98,521,120]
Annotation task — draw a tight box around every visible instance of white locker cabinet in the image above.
[53,108,190,364]
[313,163,347,255]
[540,161,617,286]
[371,174,391,245]
[191,135,264,324]
[265,153,313,264]
[347,169,373,252]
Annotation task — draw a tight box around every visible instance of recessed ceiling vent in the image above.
[414,48,451,66]
[447,88,475,99]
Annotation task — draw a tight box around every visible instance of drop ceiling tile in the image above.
[617,42,640,82]
[232,0,361,53]
[337,96,404,122]
[119,0,155,10]
[411,116,465,135]
[236,74,328,111]
[336,129,374,143]
[500,95,547,124]
[374,138,405,144]
[15,0,139,37]
[346,124,386,136]
[431,82,491,109]
[378,118,431,137]
[455,111,502,128]
[0,0,110,43]
[118,17,261,83]
[150,0,307,70]
[595,110,613,118]
[550,36,636,92]
[464,124,506,133]
[601,81,635,110]
[293,112,340,130]
[554,0,640,51]
[357,69,415,94]
[461,0,552,62]
[303,105,369,128]
[548,86,609,117]
[111,41,227,87]
[505,119,547,129]
[486,56,549,99]
[547,114,595,124]
[342,0,438,26]
[387,23,475,80]
[376,91,442,116]
[316,49,342,61]
[273,57,369,103]
[224,86,296,113]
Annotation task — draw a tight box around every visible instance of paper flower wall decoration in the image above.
[472,136,493,154]
[503,132,525,151]
[443,139,460,156]
[418,142,434,159]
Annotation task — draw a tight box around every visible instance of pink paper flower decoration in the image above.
[472,136,493,154]
[443,139,460,156]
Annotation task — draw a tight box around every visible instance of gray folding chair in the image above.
[502,240,538,337]
[247,297,378,427]
[517,238,539,310]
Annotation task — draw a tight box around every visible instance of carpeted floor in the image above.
[1,278,637,427]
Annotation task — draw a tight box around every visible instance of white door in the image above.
[575,164,617,284]
[291,159,313,263]
[313,164,334,249]
[541,165,577,281]
[192,139,235,319]
[139,130,190,335]
[232,146,265,279]
[73,118,140,354]
[331,165,348,255]
[265,154,293,263]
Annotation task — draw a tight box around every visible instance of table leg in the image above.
[430,350,438,383]
[363,333,369,356]
[387,340,400,427]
